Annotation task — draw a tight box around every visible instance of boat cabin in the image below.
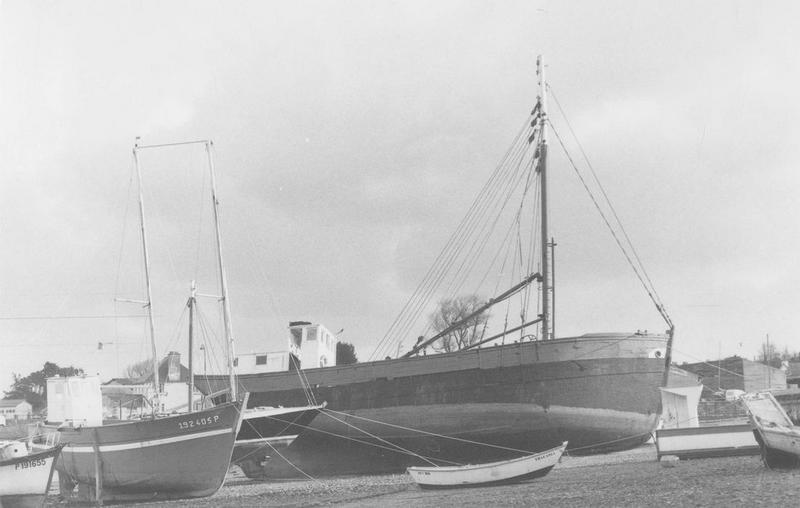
[46,375,103,427]
[234,321,338,374]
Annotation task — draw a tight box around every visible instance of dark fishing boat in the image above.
[200,56,677,476]
[37,140,245,503]
[232,403,324,478]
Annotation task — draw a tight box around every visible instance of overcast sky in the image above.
[2,1,799,388]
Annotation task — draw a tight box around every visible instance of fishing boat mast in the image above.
[132,142,162,413]
[187,280,196,409]
[537,55,552,341]
[131,139,239,407]
[205,141,238,402]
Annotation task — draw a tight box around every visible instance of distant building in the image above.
[0,399,33,421]
[46,376,103,426]
[681,356,786,394]
[102,351,204,417]
[235,321,338,374]
[786,362,800,387]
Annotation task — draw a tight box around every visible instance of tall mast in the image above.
[187,280,196,410]
[132,143,161,412]
[537,55,551,340]
[205,141,237,402]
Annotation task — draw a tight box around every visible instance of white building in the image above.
[102,351,204,417]
[46,376,103,426]
[0,399,33,421]
[235,321,338,374]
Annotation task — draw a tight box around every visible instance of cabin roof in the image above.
[0,399,28,408]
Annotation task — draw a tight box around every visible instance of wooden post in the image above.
[92,429,104,506]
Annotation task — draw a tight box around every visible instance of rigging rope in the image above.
[548,86,672,329]
[548,121,672,330]
[399,122,541,352]
[388,124,535,354]
[371,114,538,360]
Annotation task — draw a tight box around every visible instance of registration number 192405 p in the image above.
[177,414,221,430]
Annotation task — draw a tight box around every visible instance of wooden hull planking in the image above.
[198,333,670,476]
[47,403,240,502]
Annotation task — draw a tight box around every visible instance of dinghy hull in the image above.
[0,445,62,508]
[407,441,567,489]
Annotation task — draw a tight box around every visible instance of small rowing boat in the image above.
[407,441,567,489]
[0,441,62,508]
[742,391,800,468]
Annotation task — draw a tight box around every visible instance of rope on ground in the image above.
[234,413,329,488]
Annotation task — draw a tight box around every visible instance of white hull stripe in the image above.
[64,428,232,453]
[235,435,298,445]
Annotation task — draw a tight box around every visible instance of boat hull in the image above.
[48,403,240,502]
[655,424,759,460]
[742,392,800,468]
[0,445,62,508]
[198,333,670,476]
[231,404,322,478]
[407,441,567,489]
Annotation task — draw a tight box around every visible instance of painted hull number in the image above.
[178,415,220,430]
[15,458,47,470]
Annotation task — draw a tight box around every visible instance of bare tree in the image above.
[429,295,489,353]
[757,341,800,367]
[124,358,153,380]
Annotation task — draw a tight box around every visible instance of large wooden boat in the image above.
[0,442,62,508]
[202,332,670,476]
[200,56,677,476]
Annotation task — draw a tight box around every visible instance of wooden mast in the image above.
[205,141,238,402]
[537,55,551,341]
[132,138,239,405]
[132,142,161,413]
[187,280,196,410]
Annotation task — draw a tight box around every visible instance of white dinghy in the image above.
[407,442,567,489]
[0,441,62,508]
[742,391,800,468]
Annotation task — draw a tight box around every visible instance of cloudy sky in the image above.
[2,0,799,388]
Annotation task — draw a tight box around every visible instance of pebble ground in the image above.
[45,445,800,507]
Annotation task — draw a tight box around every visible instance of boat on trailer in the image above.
[0,441,62,508]
[407,441,567,489]
[742,391,800,468]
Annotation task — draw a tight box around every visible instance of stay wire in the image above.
[380,121,534,357]
[548,121,669,328]
[548,85,671,327]
[372,114,536,359]
[398,131,537,350]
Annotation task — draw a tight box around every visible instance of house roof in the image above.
[0,399,28,408]
[106,352,190,386]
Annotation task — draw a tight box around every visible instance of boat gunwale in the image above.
[0,443,63,468]
[407,441,567,473]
